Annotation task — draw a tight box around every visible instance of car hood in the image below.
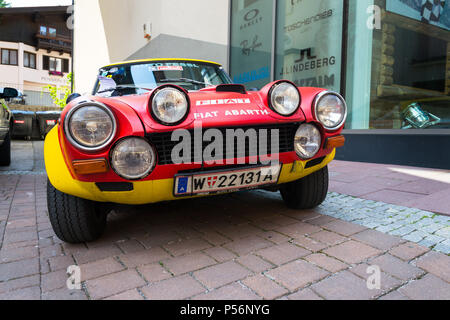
[95,86,308,132]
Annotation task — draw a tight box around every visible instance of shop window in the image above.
[24,52,36,69]
[1,49,18,66]
[274,0,344,93]
[229,0,274,89]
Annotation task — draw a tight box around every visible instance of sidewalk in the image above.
[329,161,450,216]
[0,143,448,300]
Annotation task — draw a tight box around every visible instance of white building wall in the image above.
[74,0,230,93]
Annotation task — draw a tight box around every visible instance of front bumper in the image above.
[45,126,335,205]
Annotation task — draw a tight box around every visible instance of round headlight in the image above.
[111,137,156,180]
[65,103,116,151]
[294,124,321,159]
[270,82,300,116]
[314,91,347,130]
[151,87,189,125]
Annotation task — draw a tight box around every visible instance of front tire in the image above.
[280,166,329,209]
[47,180,107,243]
[0,132,11,166]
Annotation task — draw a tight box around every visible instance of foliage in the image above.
[42,73,73,109]
[0,0,11,8]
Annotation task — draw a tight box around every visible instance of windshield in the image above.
[93,61,233,96]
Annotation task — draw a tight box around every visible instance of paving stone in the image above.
[304,253,348,273]
[162,252,216,276]
[323,241,382,264]
[104,289,144,300]
[415,251,450,282]
[236,254,274,273]
[223,236,273,256]
[323,220,367,236]
[73,245,122,264]
[42,288,88,300]
[163,238,212,256]
[137,263,172,283]
[256,243,310,265]
[0,257,39,281]
[311,270,379,300]
[399,274,450,300]
[115,239,145,254]
[79,257,125,281]
[192,283,260,300]
[0,286,40,300]
[287,288,323,300]
[433,240,450,255]
[0,274,40,294]
[309,230,347,246]
[389,242,430,261]
[275,222,322,238]
[118,247,170,268]
[242,275,288,300]
[378,291,410,300]
[266,260,328,291]
[86,269,146,300]
[351,229,404,251]
[203,247,237,262]
[193,261,251,290]
[292,235,328,252]
[349,263,404,292]
[0,246,39,263]
[41,270,69,292]
[370,254,424,281]
[141,275,205,300]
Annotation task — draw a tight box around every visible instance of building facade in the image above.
[0,6,72,106]
[74,0,450,169]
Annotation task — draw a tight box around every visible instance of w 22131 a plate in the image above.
[174,164,282,196]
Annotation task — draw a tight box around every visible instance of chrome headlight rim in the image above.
[110,136,157,181]
[150,85,190,126]
[313,91,348,131]
[64,101,117,152]
[294,123,322,160]
[268,81,301,117]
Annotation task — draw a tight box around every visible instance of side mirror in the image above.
[66,93,81,104]
[0,87,19,99]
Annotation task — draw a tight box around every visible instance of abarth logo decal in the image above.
[196,99,251,106]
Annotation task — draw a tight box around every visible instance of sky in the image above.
[9,0,72,7]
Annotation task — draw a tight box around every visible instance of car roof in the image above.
[102,58,222,69]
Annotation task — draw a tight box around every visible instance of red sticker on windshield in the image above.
[151,66,183,71]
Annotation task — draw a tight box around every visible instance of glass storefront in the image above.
[229,0,450,130]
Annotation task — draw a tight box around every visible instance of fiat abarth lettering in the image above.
[44,59,347,243]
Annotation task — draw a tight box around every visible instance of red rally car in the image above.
[44,58,347,243]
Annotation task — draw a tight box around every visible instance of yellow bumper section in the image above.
[44,126,335,205]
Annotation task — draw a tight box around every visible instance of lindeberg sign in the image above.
[278,0,344,93]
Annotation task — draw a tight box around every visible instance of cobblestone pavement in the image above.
[0,170,449,300]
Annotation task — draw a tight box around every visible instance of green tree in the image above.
[0,0,11,8]
[42,73,73,109]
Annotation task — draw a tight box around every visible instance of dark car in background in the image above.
[0,87,19,166]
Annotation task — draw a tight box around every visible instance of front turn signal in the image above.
[72,158,109,175]
[325,135,346,149]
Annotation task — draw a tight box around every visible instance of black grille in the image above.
[147,123,299,165]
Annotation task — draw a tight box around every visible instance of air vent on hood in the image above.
[216,84,247,94]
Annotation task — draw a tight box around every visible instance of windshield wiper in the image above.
[97,85,152,94]
[159,78,208,86]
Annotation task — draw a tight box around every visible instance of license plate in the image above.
[174,164,282,196]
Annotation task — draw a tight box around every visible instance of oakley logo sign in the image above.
[244,9,260,21]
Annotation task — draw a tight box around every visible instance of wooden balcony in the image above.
[35,33,72,54]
